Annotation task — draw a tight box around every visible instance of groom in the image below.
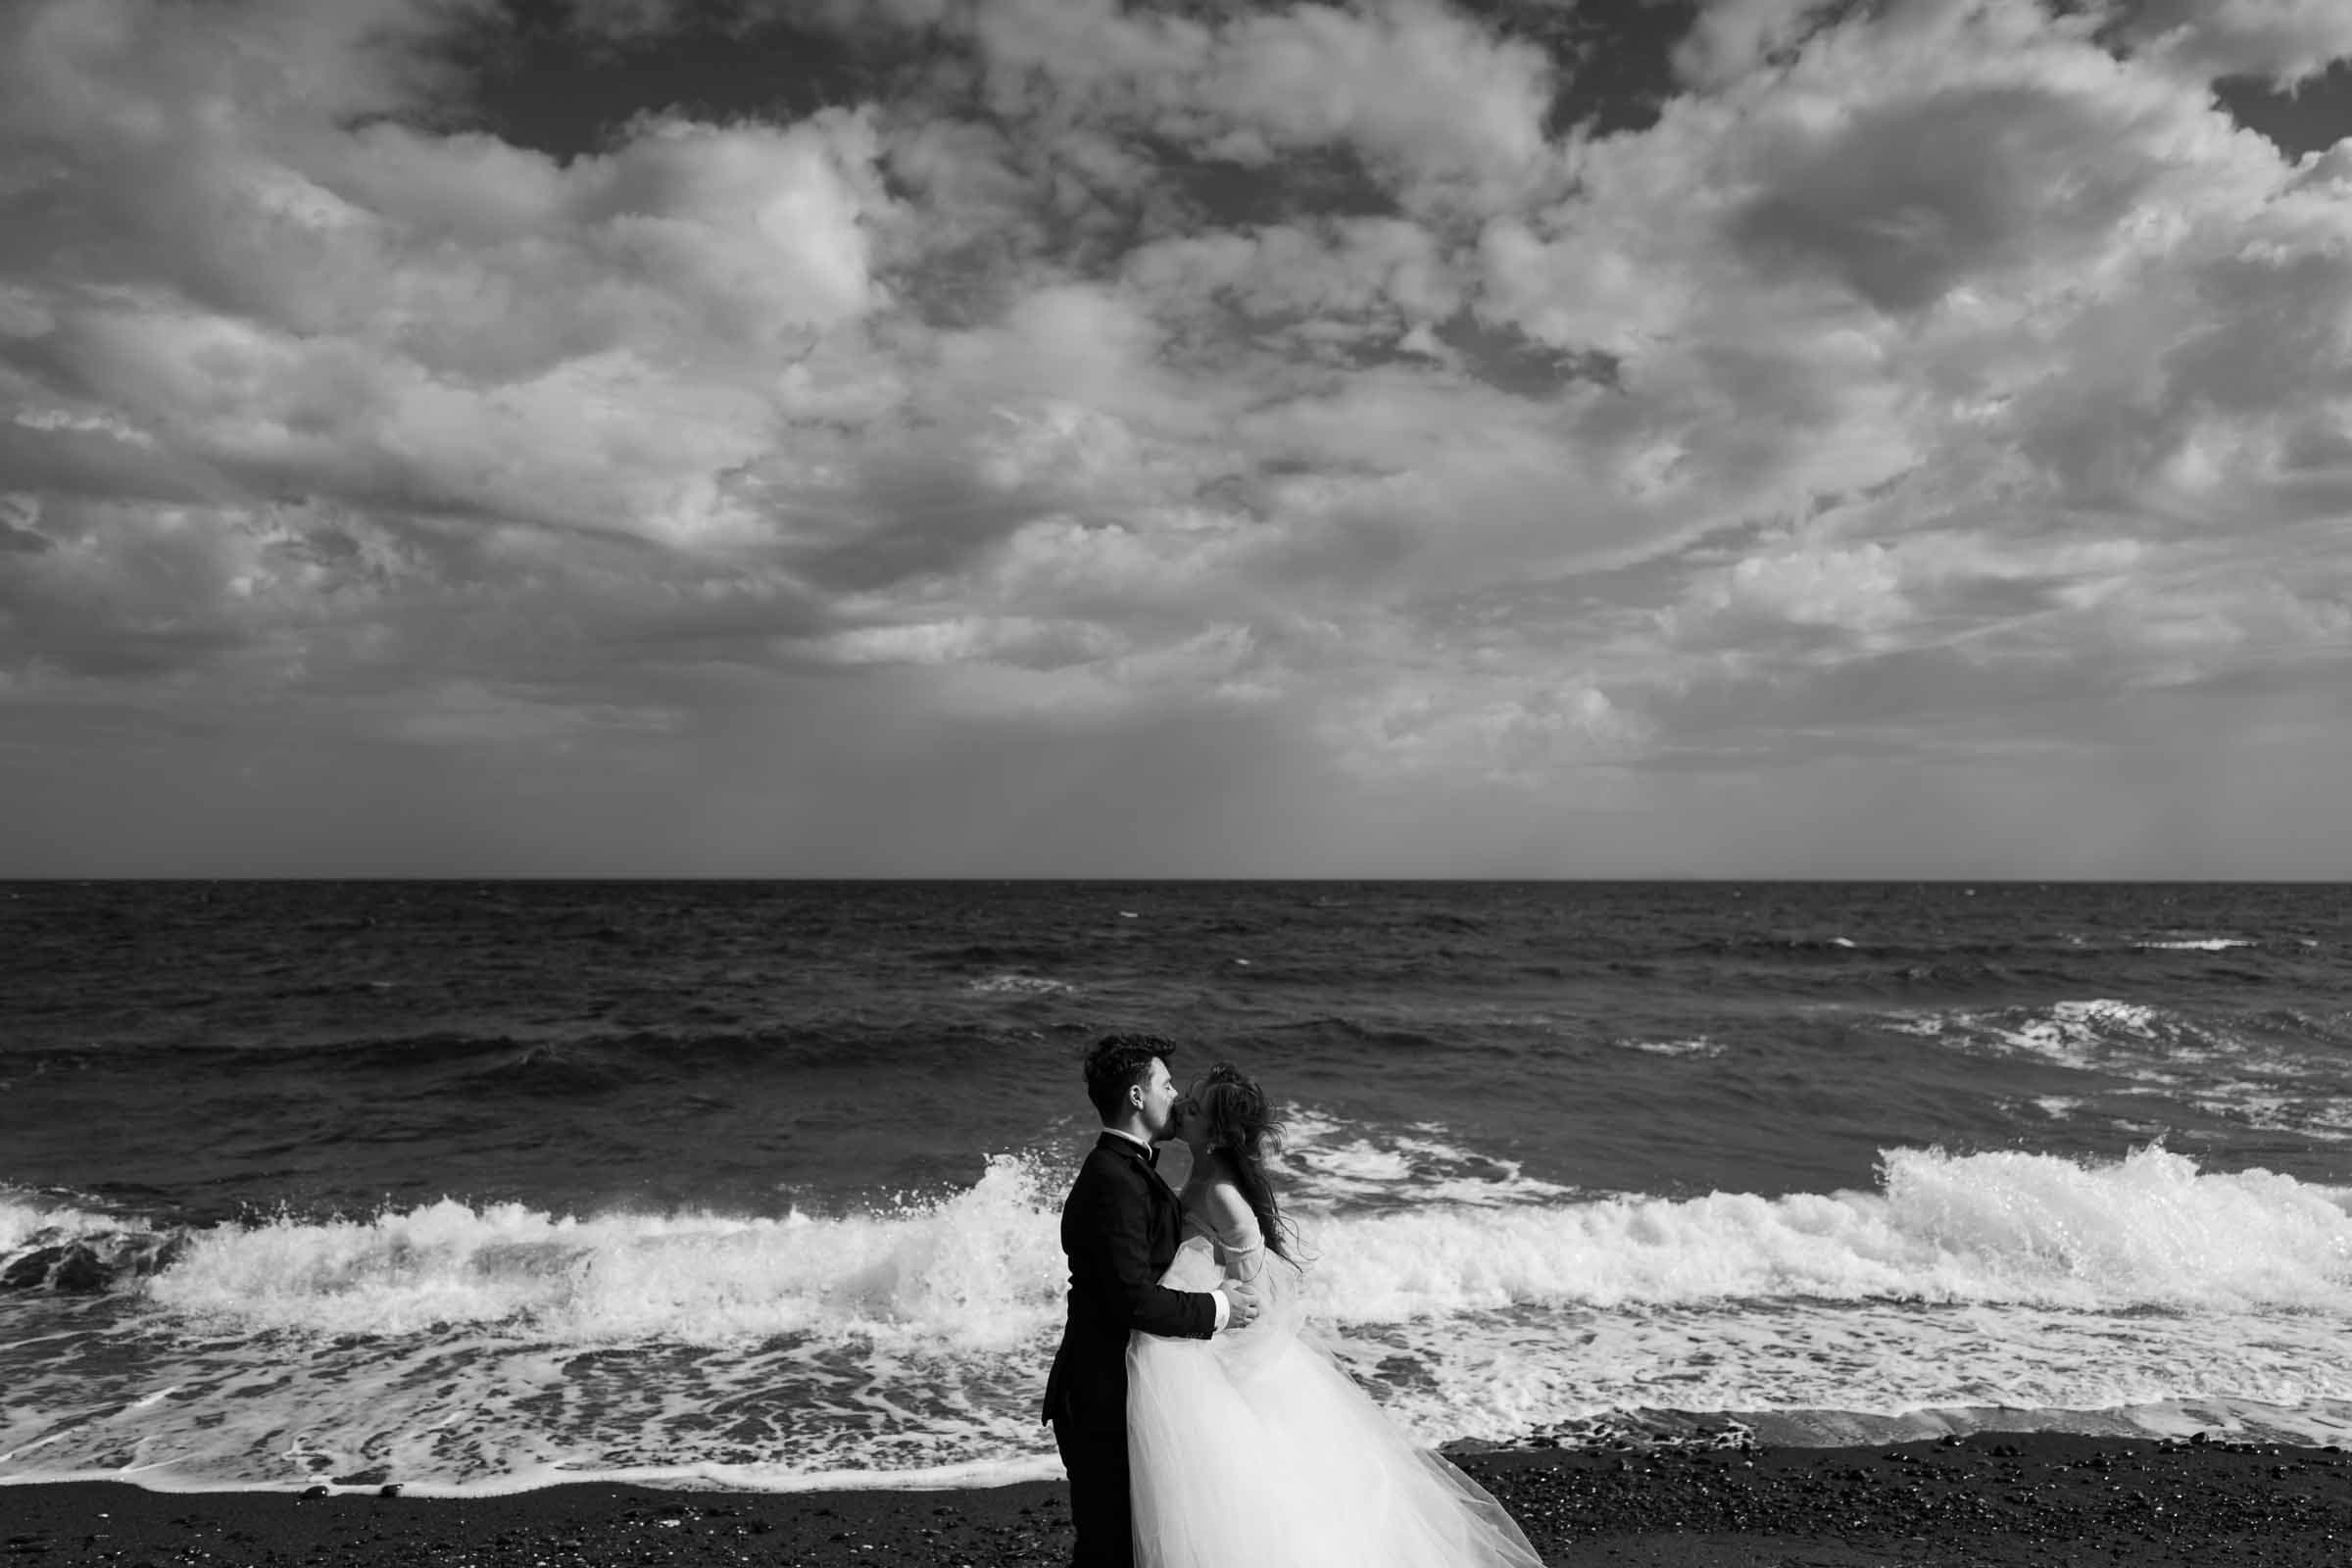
[1043,1033,1257,1567]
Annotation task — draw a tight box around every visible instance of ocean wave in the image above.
[2,1192,128,1254]
[1307,1145,2352,1321]
[1882,1001,2352,1139]
[1889,997,2255,1070]
[3,1025,1023,1094]
[10,1149,2352,1494]
[1883,997,2171,1064]
[916,943,1078,970]
[1607,1035,1725,1059]
[0,1192,183,1292]
[963,974,1074,998]
[125,1157,1062,1346]
[17,1146,2347,1333]
[1273,1111,1579,1209]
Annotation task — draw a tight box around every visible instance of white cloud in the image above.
[1667,529,2152,645]
[5,0,2352,869]
[570,113,891,338]
[957,0,1559,215]
[2113,0,2352,85]
[1325,672,1650,787]
[2,0,898,562]
[1674,0,1844,88]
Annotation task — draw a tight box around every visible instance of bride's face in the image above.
[1173,1089,1213,1156]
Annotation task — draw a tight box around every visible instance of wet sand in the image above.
[5,1433,2347,1566]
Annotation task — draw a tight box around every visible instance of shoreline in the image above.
[7,1433,2347,1566]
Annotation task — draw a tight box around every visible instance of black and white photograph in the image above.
[4,1,2352,1563]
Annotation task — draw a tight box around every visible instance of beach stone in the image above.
[50,1246,110,1293]
[0,1249,60,1289]
[0,1246,113,1292]
[146,1232,190,1276]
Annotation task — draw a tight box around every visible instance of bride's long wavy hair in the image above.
[1191,1062,1299,1265]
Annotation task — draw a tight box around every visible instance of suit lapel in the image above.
[1097,1131,1178,1209]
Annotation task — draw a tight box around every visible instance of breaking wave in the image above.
[12,1146,2348,1336]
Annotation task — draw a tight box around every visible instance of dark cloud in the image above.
[1728,83,2170,313]
[2,0,2351,872]
[0,418,220,507]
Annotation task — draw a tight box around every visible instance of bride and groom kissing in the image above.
[1043,1033,1545,1568]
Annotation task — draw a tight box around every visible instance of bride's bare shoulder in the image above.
[1195,1179,1257,1236]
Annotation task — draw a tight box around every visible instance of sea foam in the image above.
[141,1156,1066,1346]
[1,1193,125,1253]
[49,1146,2347,1345]
[8,1147,2352,1494]
[1886,1000,2352,1142]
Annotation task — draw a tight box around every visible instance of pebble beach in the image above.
[8,1433,2349,1567]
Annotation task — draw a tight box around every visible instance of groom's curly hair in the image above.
[1084,1032,1176,1123]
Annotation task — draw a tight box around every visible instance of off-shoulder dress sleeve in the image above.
[1199,1182,1267,1286]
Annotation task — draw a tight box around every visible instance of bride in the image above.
[1124,1063,1545,1568]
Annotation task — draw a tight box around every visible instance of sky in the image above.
[2,0,2351,878]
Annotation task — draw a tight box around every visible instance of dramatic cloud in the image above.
[1,0,2348,873]
[2115,0,2352,83]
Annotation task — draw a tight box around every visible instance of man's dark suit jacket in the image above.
[1042,1132,1218,1431]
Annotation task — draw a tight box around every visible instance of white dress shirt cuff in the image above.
[1210,1289,1232,1331]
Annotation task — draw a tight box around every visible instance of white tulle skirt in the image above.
[1125,1237,1545,1568]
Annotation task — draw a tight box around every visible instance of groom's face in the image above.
[1136,1057,1181,1142]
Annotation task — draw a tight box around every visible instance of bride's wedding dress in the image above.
[1124,1191,1545,1568]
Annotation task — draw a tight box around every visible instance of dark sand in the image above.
[5,1434,2348,1566]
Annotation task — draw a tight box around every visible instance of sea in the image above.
[4,881,2351,1497]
